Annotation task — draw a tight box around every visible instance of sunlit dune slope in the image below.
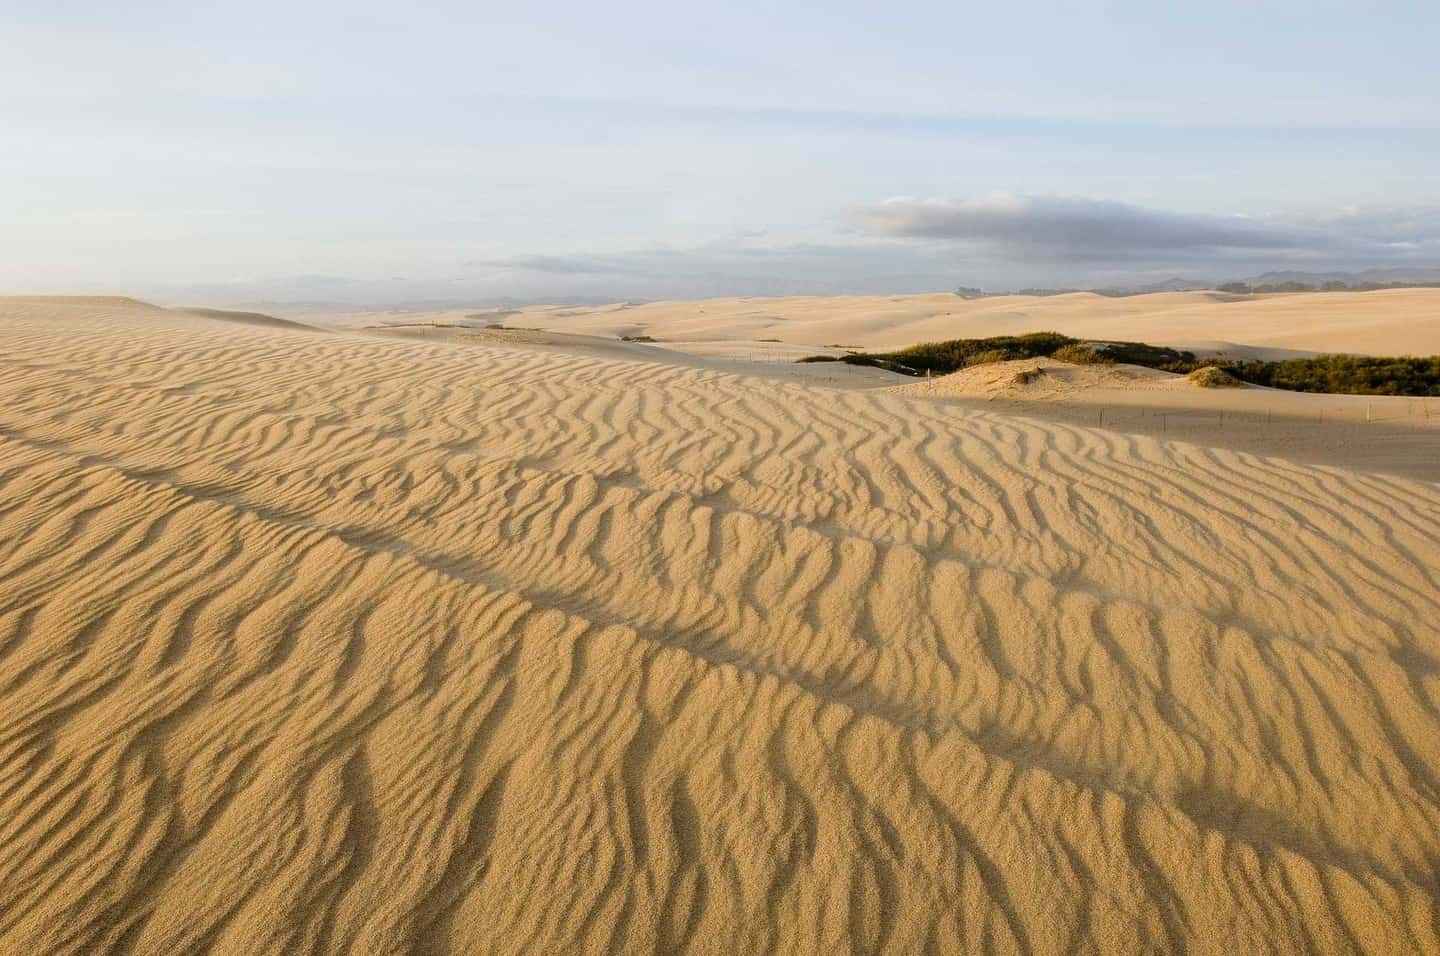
[371,287,1440,358]
[1,297,1438,954]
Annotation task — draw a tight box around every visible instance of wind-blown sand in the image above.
[2,296,1439,953]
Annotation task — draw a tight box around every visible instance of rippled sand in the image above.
[1,297,1438,954]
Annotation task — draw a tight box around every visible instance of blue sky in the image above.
[4,0,1439,300]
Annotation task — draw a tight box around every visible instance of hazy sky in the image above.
[5,1,1440,301]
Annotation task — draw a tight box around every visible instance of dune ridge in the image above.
[1,298,1438,953]
[326,287,1440,359]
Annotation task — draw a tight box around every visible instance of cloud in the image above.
[1290,205,1440,246]
[140,200,1440,307]
[475,200,1440,299]
[853,194,1330,261]
[474,240,962,298]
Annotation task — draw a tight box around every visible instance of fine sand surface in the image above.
[2,296,1439,953]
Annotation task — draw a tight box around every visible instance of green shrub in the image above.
[842,332,1077,375]
[793,331,1440,395]
[965,348,1017,366]
[1092,341,1198,369]
[1188,366,1245,388]
[1052,343,1113,365]
[1228,355,1440,395]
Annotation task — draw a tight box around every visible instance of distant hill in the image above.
[1132,277,1209,293]
[1240,267,1440,286]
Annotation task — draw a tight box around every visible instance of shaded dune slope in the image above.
[0,302,1438,953]
[173,306,323,333]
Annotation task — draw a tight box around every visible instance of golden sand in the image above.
[1,296,1437,953]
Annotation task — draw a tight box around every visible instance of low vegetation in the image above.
[1188,366,1245,388]
[799,332,1075,375]
[1219,280,1440,294]
[798,332,1440,395]
[619,334,657,342]
[1051,343,1113,365]
[1223,355,1440,395]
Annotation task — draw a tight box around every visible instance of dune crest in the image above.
[0,298,1438,954]
[336,286,1440,358]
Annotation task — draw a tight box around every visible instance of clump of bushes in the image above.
[1188,366,1245,388]
[886,332,1075,373]
[966,348,1014,367]
[797,332,1440,396]
[620,334,657,342]
[797,334,1068,374]
[798,333,1108,374]
[1227,355,1440,395]
[1052,343,1113,365]
[1096,342,1198,370]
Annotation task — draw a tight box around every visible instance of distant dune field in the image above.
[1,296,1439,954]
[321,286,1440,359]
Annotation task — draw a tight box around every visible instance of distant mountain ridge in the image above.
[973,267,1440,298]
[1240,267,1440,286]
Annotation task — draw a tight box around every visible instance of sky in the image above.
[4,0,1440,303]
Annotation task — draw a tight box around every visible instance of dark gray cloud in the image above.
[853,194,1330,261]
[476,201,1440,299]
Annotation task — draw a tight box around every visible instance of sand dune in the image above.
[1,296,1439,953]
[317,287,1440,359]
[893,357,1185,399]
[175,307,324,333]
[889,358,1440,482]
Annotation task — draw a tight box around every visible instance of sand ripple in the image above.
[0,299,1438,953]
